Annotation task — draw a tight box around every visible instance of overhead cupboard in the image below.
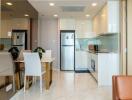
[59,18,93,38]
[93,0,120,35]
[0,18,29,38]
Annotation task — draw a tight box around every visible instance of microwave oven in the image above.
[88,45,98,52]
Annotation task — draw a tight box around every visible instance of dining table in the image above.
[14,57,55,90]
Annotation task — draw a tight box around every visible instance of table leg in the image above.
[45,62,49,90]
[50,62,52,85]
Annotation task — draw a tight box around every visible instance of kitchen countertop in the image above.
[76,49,117,54]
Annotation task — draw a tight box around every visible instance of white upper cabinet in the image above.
[107,1,119,33]
[59,18,93,38]
[93,0,120,34]
[75,19,93,38]
[59,18,75,30]
[93,5,108,35]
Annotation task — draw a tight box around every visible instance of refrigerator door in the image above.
[12,32,25,46]
[61,46,74,70]
[61,32,74,46]
[12,30,27,50]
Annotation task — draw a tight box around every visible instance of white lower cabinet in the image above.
[98,53,119,86]
[89,52,119,86]
[75,51,88,70]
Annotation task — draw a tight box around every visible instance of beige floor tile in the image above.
[10,71,112,100]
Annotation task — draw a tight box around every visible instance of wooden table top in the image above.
[14,57,55,63]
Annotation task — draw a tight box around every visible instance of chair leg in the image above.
[40,76,43,93]
[33,76,36,84]
[24,76,26,92]
[12,75,15,92]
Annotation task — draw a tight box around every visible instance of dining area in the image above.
[0,48,55,99]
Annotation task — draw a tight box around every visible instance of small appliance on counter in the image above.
[0,44,4,50]
[88,44,99,53]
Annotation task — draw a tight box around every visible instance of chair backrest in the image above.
[112,76,132,100]
[23,53,42,76]
[0,52,14,76]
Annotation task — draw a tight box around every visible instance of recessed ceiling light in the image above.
[101,14,106,17]
[6,2,13,6]
[24,14,29,17]
[54,14,58,17]
[92,3,97,7]
[49,3,55,6]
[86,14,90,17]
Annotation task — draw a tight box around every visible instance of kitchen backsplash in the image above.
[97,34,118,52]
[0,38,12,50]
[75,33,118,52]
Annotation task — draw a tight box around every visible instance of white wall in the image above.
[127,0,132,75]
[38,18,59,69]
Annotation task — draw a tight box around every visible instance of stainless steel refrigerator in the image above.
[11,30,27,50]
[60,30,75,71]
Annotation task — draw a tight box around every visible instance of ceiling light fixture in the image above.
[54,14,58,17]
[24,14,29,17]
[101,14,106,17]
[92,3,97,7]
[86,14,90,17]
[6,2,13,6]
[49,3,55,6]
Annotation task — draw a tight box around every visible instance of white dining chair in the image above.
[0,52,15,92]
[23,53,46,93]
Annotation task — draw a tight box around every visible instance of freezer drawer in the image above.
[61,46,74,70]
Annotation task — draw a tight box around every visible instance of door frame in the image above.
[60,30,75,71]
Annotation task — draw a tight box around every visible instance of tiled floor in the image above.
[10,71,112,100]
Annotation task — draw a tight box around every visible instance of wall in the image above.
[31,18,38,50]
[38,18,59,69]
[127,0,132,75]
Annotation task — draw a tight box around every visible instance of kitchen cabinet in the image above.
[59,18,93,38]
[75,51,88,70]
[12,18,29,30]
[89,52,119,86]
[93,5,108,35]
[59,19,75,30]
[93,0,120,34]
[1,19,12,38]
[75,20,93,38]
[0,18,29,38]
[98,53,119,86]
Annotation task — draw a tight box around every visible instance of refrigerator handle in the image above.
[72,34,74,39]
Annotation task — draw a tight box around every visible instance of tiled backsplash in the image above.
[0,38,12,50]
[75,33,119,52]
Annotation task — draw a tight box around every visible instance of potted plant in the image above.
[8,47,19,60]
[33,47,45,59]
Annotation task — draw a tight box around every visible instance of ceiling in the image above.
[1,0,38,19]
[27,0,107,19]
